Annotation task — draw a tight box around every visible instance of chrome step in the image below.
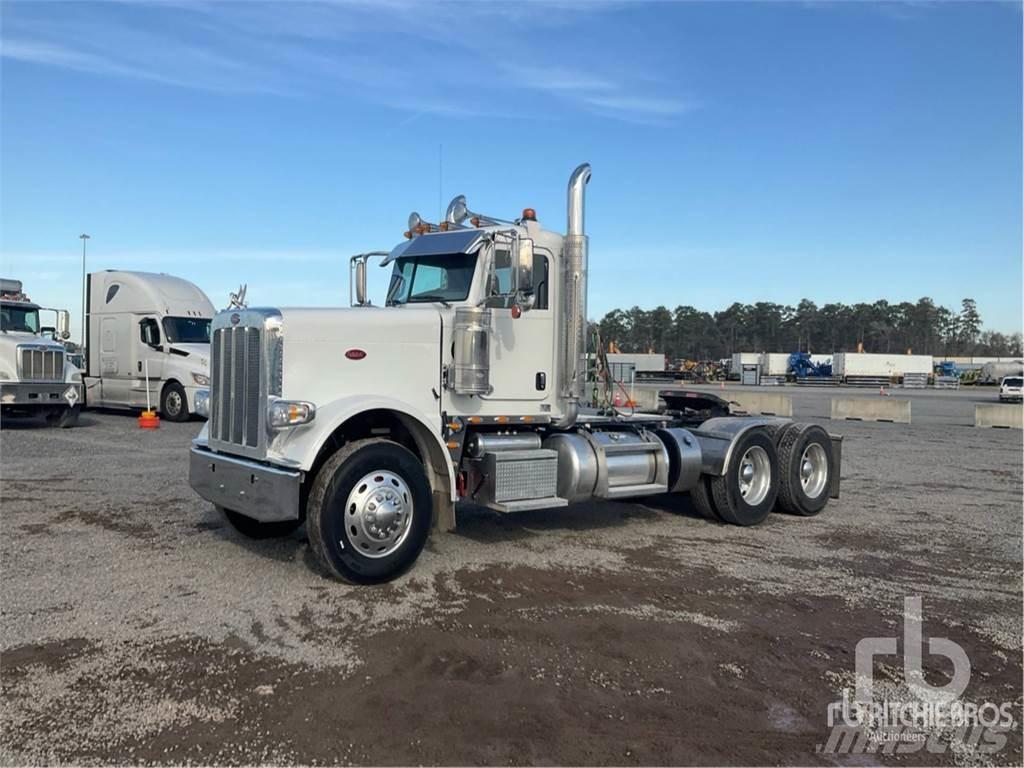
[488,496,569,513]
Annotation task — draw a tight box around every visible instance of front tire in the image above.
[711,429,779,526]
[45,405,80,428]
[161,382,189,422]
[307,439,432,584]
[220,506,303,539]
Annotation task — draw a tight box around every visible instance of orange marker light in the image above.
[495,416,508,424]
[447,441,458,449]
[468,416,482,424]
[522,208,537,221]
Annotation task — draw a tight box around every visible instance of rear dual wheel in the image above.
[710,430,779,526]
[775,423,834,516]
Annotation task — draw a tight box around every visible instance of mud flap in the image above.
[829,435,843,499]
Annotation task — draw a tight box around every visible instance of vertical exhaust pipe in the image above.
[555,163,591,429]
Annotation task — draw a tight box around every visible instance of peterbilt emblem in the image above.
[230,313,240,325]
[345,349,367,360]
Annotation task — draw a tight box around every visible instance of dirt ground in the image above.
[1,390,1021,766]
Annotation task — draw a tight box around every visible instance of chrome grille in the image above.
[19,346,64,382]
[210,325,263,450]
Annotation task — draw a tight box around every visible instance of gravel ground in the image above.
[1,392,1021,766]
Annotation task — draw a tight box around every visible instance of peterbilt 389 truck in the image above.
[189,164,842,583]
[0,279,82,427]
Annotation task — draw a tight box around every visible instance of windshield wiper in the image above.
[410,294,452,307]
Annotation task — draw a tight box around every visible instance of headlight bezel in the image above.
[268,399,316,429]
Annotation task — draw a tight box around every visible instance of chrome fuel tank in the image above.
[543,428,669,501]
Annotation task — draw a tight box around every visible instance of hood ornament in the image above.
[227,284,247,310]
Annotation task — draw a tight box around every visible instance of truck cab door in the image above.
[135,316,165,391]
[481,243,555,408]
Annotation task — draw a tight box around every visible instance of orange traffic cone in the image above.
[139,361,160,428]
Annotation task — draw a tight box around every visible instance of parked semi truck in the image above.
[84,270,214,421]
[0,279,82,427]
[189,164,843,583]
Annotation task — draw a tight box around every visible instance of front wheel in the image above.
[45,405,80,428]
[307,438,432,584]
[161,382,190,422]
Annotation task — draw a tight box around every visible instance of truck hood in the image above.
[0,332,68,378]
[0,332,64,354]
[168,342,210,367]
[278,306,443,416]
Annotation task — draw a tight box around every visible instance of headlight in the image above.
[71,372,82,382]
[194,389,210,418]
[192,372,210,386]
[268,399,316,428]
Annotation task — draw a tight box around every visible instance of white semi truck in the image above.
[189,164,843,583]
[84,270,214,421]
[0,279,82,427]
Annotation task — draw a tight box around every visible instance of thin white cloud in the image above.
[1,1,696,122]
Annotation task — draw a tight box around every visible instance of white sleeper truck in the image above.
[84,270,214,421]
[0,279,82,427]
[189,164,842,583]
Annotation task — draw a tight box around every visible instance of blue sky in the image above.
[2,0,1021,339]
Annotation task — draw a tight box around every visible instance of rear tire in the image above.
[220,507,302,539]
[711,429,778,526]
[307,438,432,584]
[161,382,189,422]
[776,423,834,516]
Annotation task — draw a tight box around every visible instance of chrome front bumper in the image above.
[189,445,301,522]
[0,382,81,407]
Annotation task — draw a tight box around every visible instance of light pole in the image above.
[79,234,90,353]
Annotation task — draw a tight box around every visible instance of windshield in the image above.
[1004,377,1022,387]
[0,303,40,333]
[162,316,211,344]
[387,253,477,305]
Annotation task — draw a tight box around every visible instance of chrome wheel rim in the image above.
[737,445,771,506]
[165,390,183,417]
[344,470,413,558]
[799,443,828,499]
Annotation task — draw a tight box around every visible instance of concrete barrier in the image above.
[974,403,1024,429]
[729,392,793,417]
[627,386,662,413]
[830,397,911,423]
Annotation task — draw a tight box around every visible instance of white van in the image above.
[84,270,214,421]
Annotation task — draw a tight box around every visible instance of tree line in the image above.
[597,298,1022,361]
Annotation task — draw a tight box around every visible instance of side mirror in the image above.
[56,310,71,340]
[355,260,368,305]
[139,319,160,348]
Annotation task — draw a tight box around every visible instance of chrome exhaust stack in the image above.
[554,162,591,429]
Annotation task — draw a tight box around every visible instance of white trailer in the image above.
[760,353,790,377]
[834,353,933,378]
[189,164,844,583]
[84,270,214,421]
[0,279,82,426]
